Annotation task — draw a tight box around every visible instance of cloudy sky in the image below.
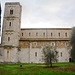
[0,0,75,43]
[1,0,75,28]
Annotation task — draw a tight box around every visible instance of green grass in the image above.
[0,62,75,75]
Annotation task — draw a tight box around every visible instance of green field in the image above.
[0,62,75,75]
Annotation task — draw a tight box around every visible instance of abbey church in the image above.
[0,2,72,63]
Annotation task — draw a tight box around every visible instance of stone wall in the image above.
[18,48,30,63]
[19,40,71,49]
[0,47,4,62]
[3,47,19,62]
[20,28,71,39]
[18,47,70,63]
[19,40,71,63]
[57,48,70,62]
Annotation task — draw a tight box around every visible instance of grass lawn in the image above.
[0,62,75,75]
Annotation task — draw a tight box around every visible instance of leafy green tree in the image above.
[42,45,58,67]
[70,27,75,62]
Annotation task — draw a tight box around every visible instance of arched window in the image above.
[10,10,13,15]
[34,42,37,46]
[65,42,68,46]
[8,37,10,41]
[51,42,55,46]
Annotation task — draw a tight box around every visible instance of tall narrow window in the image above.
[36,32,38,36]
[8,37,10,41]
[35,52,37,57]
[7,50,9,58]
[7,50,9,53]
[10,10,13,15]
[29,33,31,36]
[51,33,52,37]
[59,33,60,37]
[9,22,11,26]
[43,33,45,36]
[65,33,67,37]
[22,33,23,36]
[61,52,62,57]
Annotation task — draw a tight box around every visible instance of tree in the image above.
[70,27,75,62]
[42,45,58,67]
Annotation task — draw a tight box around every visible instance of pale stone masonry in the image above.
[0,2,72,63]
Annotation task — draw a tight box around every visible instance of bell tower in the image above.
[2,2,22,62]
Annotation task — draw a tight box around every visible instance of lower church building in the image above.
[0,2,72,63]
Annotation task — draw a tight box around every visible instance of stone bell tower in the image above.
[2,2,22,62]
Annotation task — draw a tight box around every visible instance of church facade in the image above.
[0,2,72,63]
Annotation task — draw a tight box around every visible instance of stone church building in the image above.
[0,2,72,63]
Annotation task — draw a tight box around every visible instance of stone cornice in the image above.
[20,38,70,41]
[21,28,72,30]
